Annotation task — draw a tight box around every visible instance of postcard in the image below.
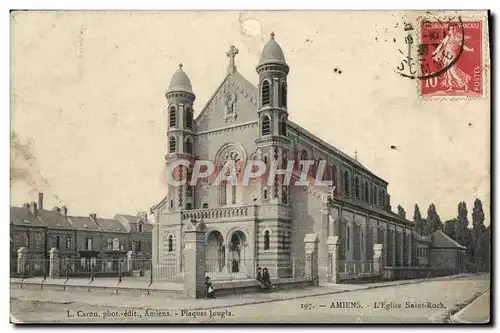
[10,10,491,324]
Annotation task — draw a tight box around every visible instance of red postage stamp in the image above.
[419,19,483,98]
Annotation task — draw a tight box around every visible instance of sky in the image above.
[10,10,490,224]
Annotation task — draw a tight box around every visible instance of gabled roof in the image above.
[115,214,143,224]
[194,73,230,123]
[68,215,100,231]
[93,217,128,233]
[36,209,75,230]
[10,207,45,227]
[194,71,259,124]
[114,214,152,232]
[431,230,466,249]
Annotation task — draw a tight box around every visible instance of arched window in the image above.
[169,106,176,128]
[186,203,192,210]
[279,82,287,107]
[168,235,173,252]
[364,181,369,202]
[264,230,270,250]
[331,165,338,195]
[262,80,270,106]
[300,150,308,172]
[169,199,174,208]
[231,185,236,204]
[280,116,287,136]
[185,137,193,155]
[220,180,227,206]
[343,171,350,196]
[185,106,193,130]
[381,190,386,207]
[372,185,377,205]
[346,226,350,251]
[355,176,360,199]
[262,115,271,136]
[202,203,209,209]
[169,136,176,153]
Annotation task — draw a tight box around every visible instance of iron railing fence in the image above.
[338,260,375,278]
[9,257,184,283]
[205,257,311,281]
[10,256,315,282]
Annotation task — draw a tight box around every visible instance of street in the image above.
[10,274,490,324]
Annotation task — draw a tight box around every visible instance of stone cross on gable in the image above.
[226,45,239,74]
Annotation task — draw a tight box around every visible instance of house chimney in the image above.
[89,213,97,221]
[38,192,44,210]
[137,211,148,221]
[29,202,37,216]
[53,206,61,212]
[23,202,29,208]
[61,205,68,217]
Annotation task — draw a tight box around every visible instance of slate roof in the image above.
[288,121,385,183]
[431,230,466,249]
[36,209,75,230]
[10,207,45,227]
[94,217,128,233]
[68,215,100,231]
[116,214,143,224]
[115,214,153,232]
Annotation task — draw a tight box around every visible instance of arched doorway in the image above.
[206,230,225,272]
[228,230,247,273]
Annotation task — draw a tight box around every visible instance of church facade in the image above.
[151,33,417,282]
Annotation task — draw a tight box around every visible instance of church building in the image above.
[151,33,418,282]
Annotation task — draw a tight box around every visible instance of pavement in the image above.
[10,274,490,323]
[11,273,476,312]
[451,290,490,324]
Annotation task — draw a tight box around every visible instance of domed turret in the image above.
[167,64,193,95]
[258,32,287,67]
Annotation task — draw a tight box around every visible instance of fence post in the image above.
[304,234,319,286]
[17,247,28,276]
[183,219,207,299]
[126,251,134,274]
[90,263,94,282]
[326,236,340,283]
[48,248,60,278]
[150,259,153,285]
[118,259,122,283]
[373,243,384,275]
[43,257,47,280]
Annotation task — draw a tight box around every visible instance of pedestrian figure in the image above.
[205,276,215,298]
[262,267,275,292]
[256,267,265,291]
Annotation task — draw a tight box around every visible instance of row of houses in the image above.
[10,193,153,275]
